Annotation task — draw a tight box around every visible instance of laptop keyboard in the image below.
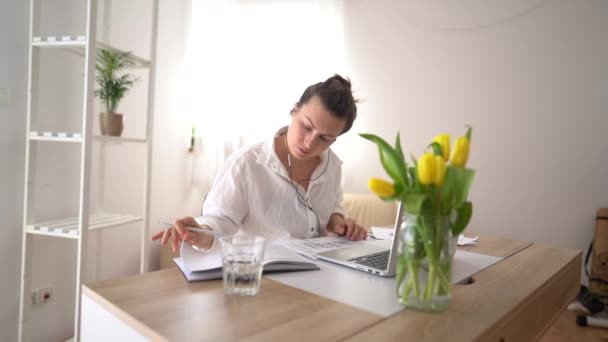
[349,250,390,270]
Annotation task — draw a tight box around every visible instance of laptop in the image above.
[316,202,404,277]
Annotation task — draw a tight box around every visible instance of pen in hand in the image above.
[159,221,223,237]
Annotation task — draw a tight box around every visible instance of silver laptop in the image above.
[316,202,404,277]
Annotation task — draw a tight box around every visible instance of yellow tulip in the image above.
[435,155,446,186]
[368,177,395,198]
[417,152,436,185]
[432,133,450,160]
[450,136,470,167]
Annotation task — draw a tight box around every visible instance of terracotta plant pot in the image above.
[100,112,124,136]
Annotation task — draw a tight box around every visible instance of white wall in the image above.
[147,0,207,270]
[0,0,28,340]
[337,0,608,262]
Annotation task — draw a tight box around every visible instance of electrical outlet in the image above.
[40,286,53,304]
[31,285,53,307]
[31,289,39,306]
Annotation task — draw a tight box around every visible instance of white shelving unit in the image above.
[32,38,152,68]
[18,0,158,341]
[25,213,143,238]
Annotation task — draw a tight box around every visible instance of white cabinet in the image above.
[17,0,158,340]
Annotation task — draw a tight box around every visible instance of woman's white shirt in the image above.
[196,127,345,250]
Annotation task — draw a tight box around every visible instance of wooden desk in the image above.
[81,236,581,341]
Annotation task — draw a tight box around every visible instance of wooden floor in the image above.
[540,305,608,341]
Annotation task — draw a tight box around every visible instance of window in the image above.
[180,0,346,186]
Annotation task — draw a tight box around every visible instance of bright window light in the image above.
[180,0,345,146]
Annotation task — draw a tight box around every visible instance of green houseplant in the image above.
[95,48,137,136]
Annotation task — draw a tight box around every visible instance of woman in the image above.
[153,74,367,252]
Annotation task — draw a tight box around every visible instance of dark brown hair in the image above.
[296,74,358,134]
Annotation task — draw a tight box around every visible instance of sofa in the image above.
[159,193,398,269]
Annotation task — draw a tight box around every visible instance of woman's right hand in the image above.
[151,216,214,252]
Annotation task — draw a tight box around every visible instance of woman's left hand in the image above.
[333,218,368,241]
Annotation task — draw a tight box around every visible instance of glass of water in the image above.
[219,234,266,296]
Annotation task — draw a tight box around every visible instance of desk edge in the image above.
[81,285,169,342]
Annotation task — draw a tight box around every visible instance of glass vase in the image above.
[396,211,453,312]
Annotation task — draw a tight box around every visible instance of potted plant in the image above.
[362,127,475,312]
[95,48,137,136]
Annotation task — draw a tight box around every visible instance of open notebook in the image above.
[174,242,319,282]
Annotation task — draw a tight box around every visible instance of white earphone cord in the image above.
[285,134,330,238]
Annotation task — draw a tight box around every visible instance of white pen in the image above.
[159,221,223,237]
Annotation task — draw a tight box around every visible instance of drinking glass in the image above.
[219,234,266,296]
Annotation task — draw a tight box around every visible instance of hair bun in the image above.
[296,74,358,135]
[326,74,352,90]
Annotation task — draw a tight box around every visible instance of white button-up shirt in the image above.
[197,127,345,250]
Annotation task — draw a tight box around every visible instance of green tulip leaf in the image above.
[394,133,409,188]
[395,132,406,165]
[454,168,475,208]
[452,201,472,236]
[360,133,408,187]
[429,141,443,157]
[441,167,457,211]
[442,166,475,209]
[404,193,428,216]
[408,165,424,193]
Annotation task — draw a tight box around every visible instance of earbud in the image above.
[287,153,292,167]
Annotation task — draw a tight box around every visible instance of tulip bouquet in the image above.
[360,127,475,311]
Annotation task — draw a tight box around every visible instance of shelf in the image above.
[93,135,147,144]
[29,132,147,144]
[32,37,86,47]
[32,36,151,68]
[29,131,82,143]
[25,213,143,239]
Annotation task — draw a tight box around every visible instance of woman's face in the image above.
[287,95,346,161]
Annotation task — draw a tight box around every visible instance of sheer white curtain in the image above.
[178,0,345,188]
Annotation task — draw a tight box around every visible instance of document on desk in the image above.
[276,236,370,259]
[174,242,319,282]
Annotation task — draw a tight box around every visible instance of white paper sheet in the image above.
[370,226,395,240]
[275,236,371,259]
[458,235,478,246]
